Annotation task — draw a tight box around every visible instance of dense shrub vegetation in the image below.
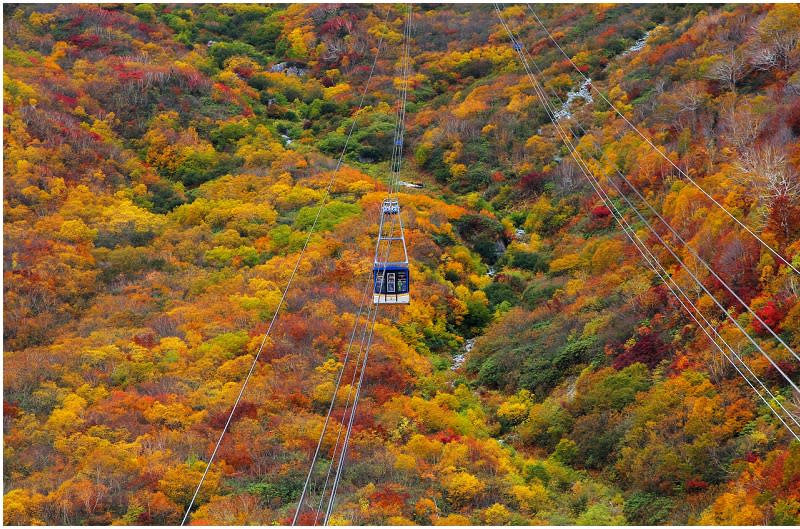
[4,3,800,525]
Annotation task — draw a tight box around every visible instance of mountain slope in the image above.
[4,3,800,525]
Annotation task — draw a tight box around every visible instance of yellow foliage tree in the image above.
[445,471,484,507]
[483,503,511,525]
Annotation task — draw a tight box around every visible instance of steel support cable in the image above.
[605,157,800,437]
[608,175,800,429]
[312,203,404,523]
[395,5,413,194]
[611,167,800,364]
[324,300,381,525]
[312,301,376,525]
[181,21,389,527]
[324,6,414,523]
[605,176,800,435]
[498,9,797,438]
[503,10,800,396]
[525,4,800,277]
[324,243,392,525]
[611,178,800,437]
[386,38,405,194]
[515,34,800,367]
[602,174,800,395]
[293,277,376,524]
[387,7,410,189]
[388,37,406,191]
[495,6,800,436]
[515,35,800,429]
[311,327,366,524]
[612,182,800,437]
[397,5,413,165]
[322,208,403,525]
[388,5,413,198]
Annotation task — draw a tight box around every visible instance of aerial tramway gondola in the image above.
[373,198,410,304]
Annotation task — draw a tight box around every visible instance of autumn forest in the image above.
[4,2,800,526]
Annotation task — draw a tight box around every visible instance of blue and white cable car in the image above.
[373,198,410,304]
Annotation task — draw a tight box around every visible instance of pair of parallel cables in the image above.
[495,4,799,439]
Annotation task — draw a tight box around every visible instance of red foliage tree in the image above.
[209,401,260,429]
[591,204,611,218]
[519,170,548,194]
[613,327,670,369]
[752,298,791,336]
